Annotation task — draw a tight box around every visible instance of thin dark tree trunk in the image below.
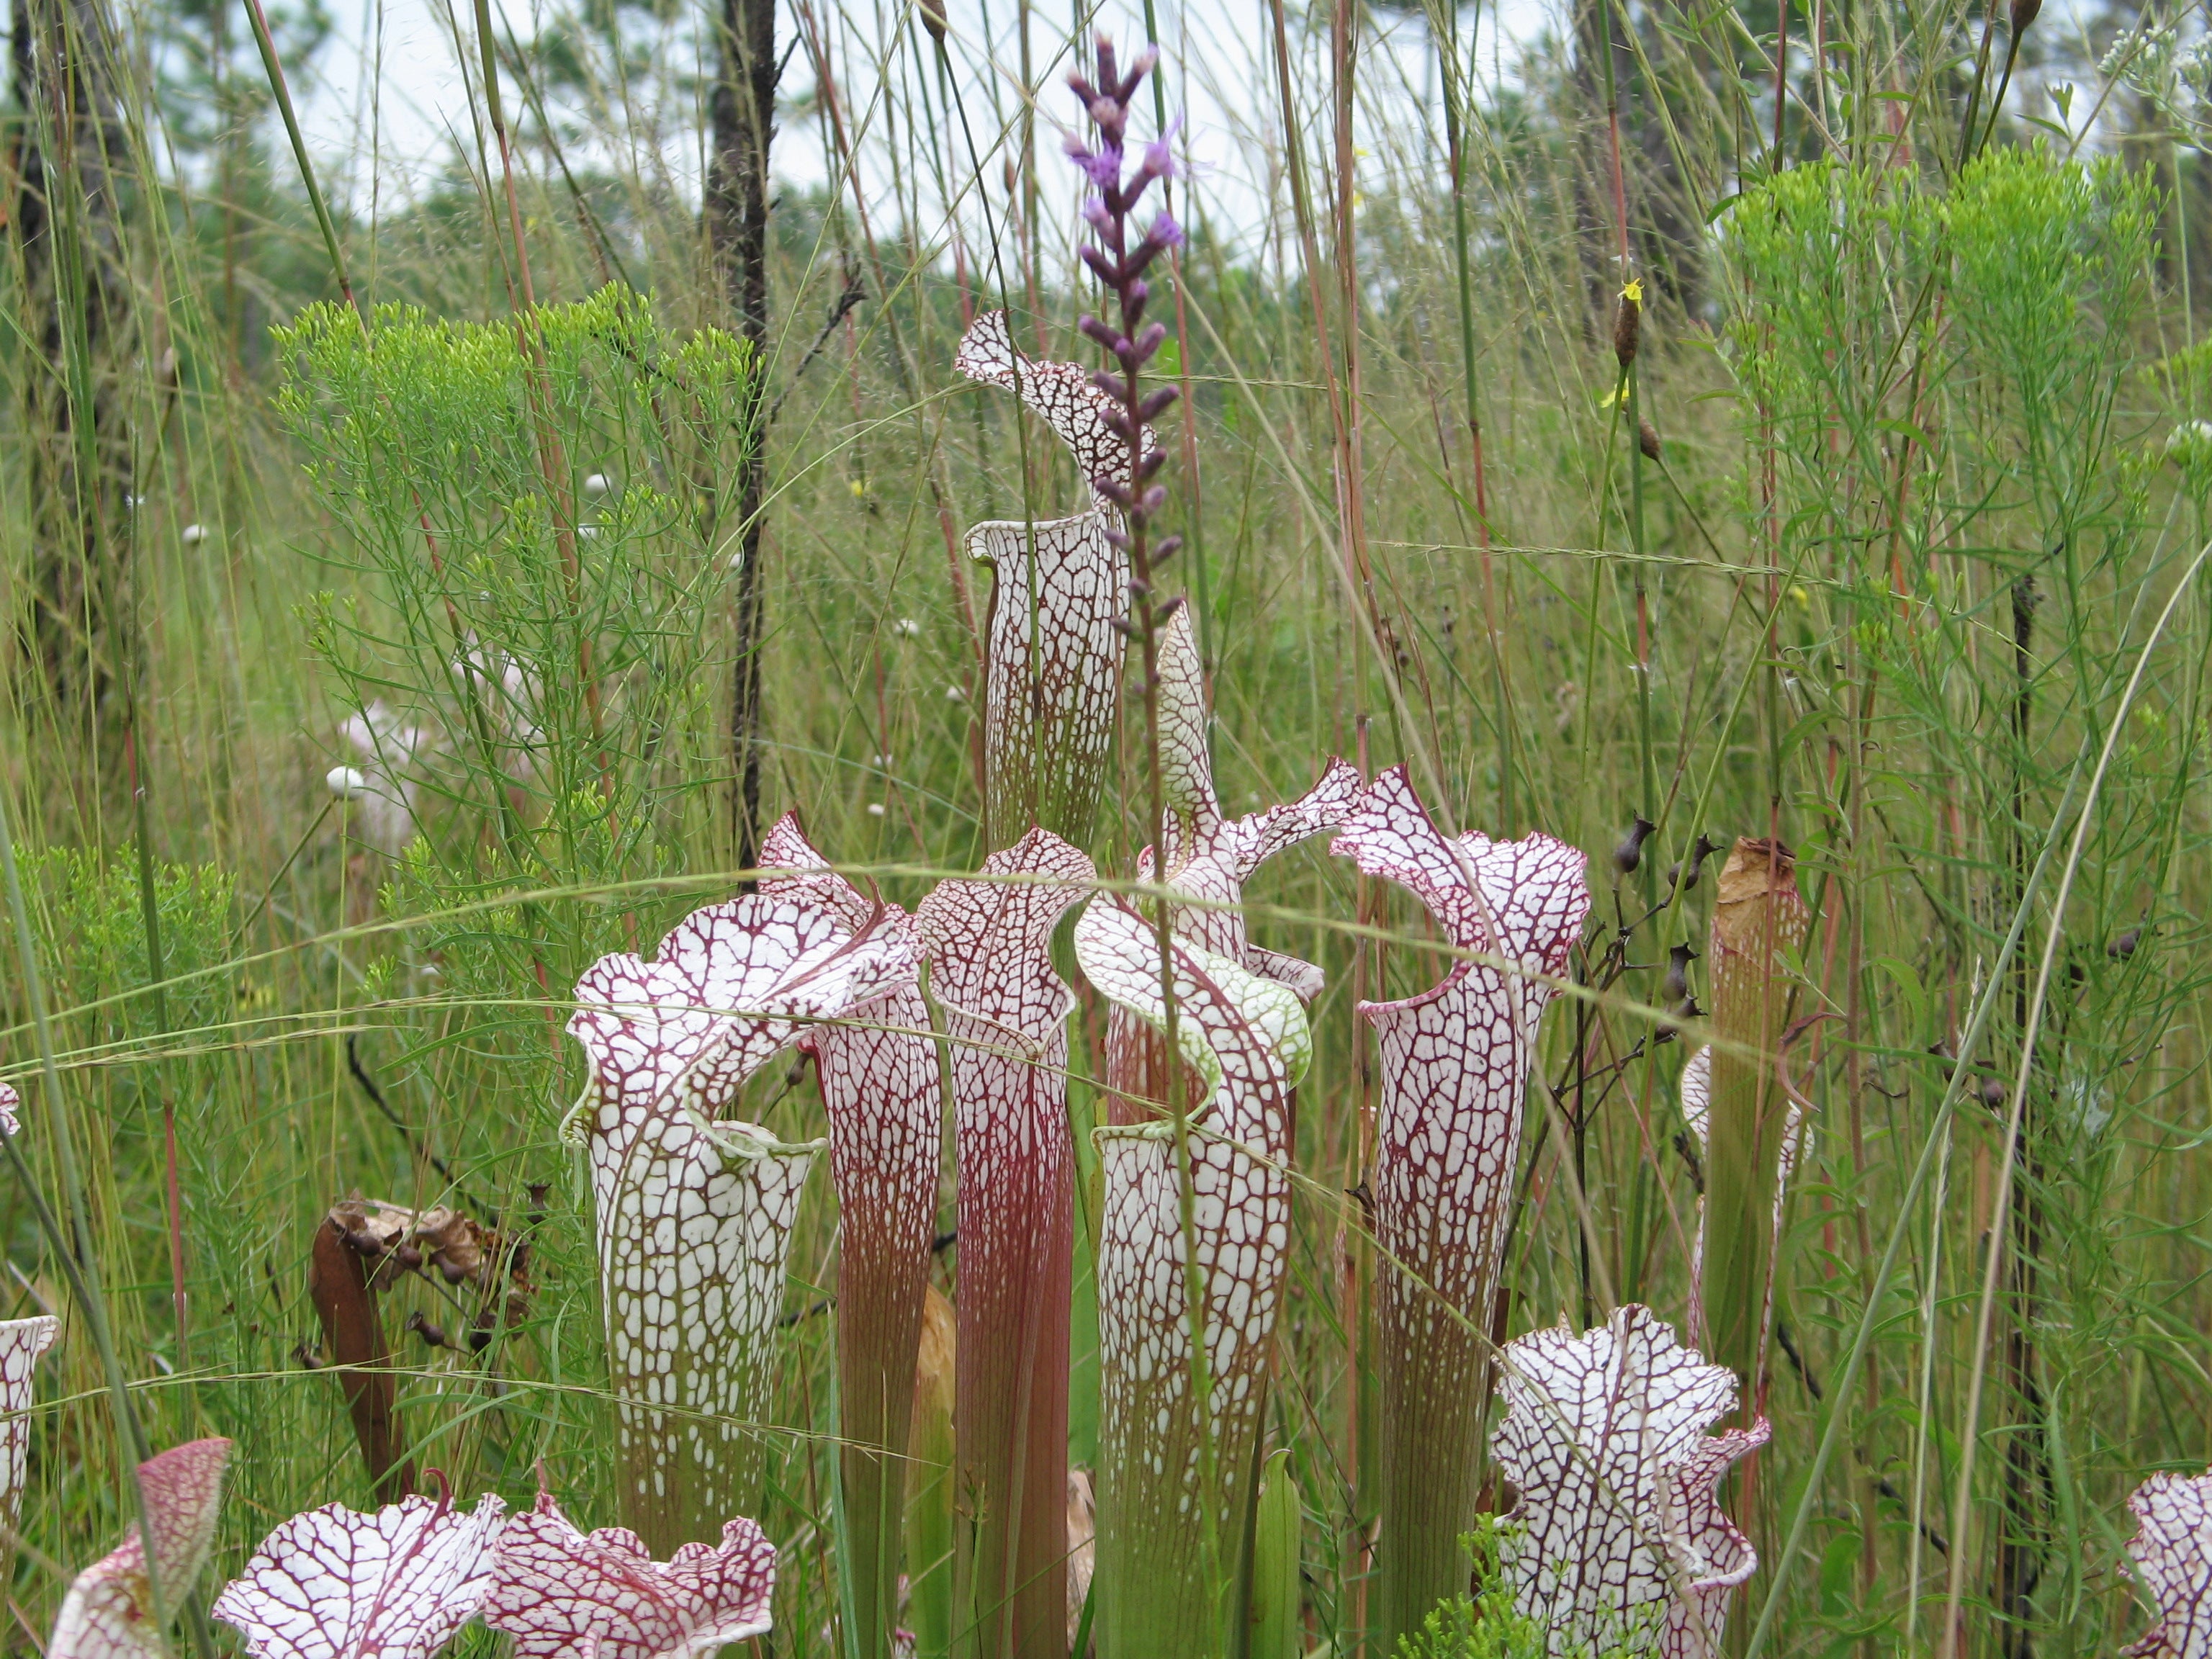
[706,0,777,871]
[14,0,133,784]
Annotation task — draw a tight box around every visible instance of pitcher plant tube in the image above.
[953,309,1143,850]
[1075,897,1309,1658]
[913,830,1094,1659]
[51,1437,232,1659]
[1330,765,1591,1650]
[1104,604,1358,1121]
[481,1490,778,1657]
[1695,839,1812,1403]
[567,894,907,1553]
[2121,1466,2212,1658]
[760,811,945,1659]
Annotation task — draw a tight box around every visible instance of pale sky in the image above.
[285,0,1558,262]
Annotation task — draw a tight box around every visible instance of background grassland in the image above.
[5,0,2212,1651]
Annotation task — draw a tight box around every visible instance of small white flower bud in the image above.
[327,765,369,799]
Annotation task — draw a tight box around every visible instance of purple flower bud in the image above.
[1149,210,1184,250]
[1141,114,1182,181]
[1082,198,1112,231]
[1066,138,1121,192]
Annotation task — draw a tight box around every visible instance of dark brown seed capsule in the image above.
[920,0,947,42]
[406,1310,450,1350]
[1614,816,1656,874]
[1681,832,1720,890]
[2109,926,2143,959]
[2009,0,2040,33]
[1663,943,1698,1007]
[1638,418,1661,461]
[1979,1076,2008,1109]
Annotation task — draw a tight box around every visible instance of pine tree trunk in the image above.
[706,0,777,870]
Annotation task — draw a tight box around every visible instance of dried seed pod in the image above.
[1638,417,1661,461]
[1613,279,1643,367]
[2010,0,2040,32]
[1663,943,1698,1007]
[920,0,947,42]
[2110,925,2144,959]
[1673,831,1721,891]
[1614,816,1657,874]
[405,1310,451,1351]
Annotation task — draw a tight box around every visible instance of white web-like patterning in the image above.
[2126,1468,2212,1657]
[955,310,1147,844]
[482,1491,777,1657]
[568,894,909,1551]
[953,310,1151,510]
[757,814,941,1652]
[0,1078,19,1137]
[913,828,1095,1642]
[1105,608,1360,1117]
[1493,1306,1768,1659]
[757,815,940,1289]
[1076,899,1305,1623]
[1678,1045,1807,1349]
[51,1437,231,1659]
[212,1491,508,1659]
[1334,766,1589,1323]
[965,513,1126,842]
[1,1313,58,1528]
